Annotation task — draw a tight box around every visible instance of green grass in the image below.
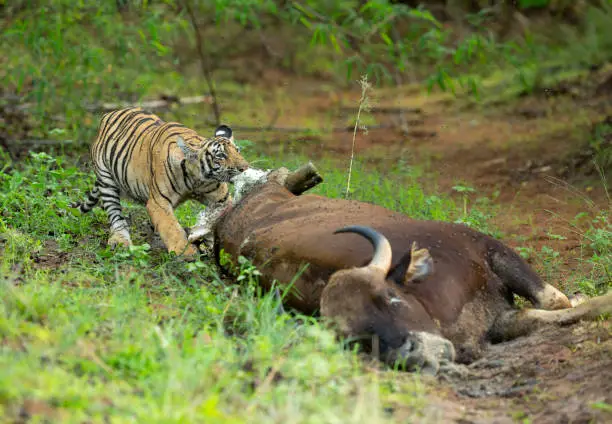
[1,147,478,423]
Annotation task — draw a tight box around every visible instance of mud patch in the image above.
[31,240,70,269]
[409,321,612,423]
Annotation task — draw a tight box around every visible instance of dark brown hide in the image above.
[214,180,561,362]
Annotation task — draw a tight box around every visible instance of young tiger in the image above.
[71,107,249,257]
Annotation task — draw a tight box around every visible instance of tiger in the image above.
[70,106,249,257]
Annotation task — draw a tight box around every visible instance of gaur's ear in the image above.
[214,124,234,142]
[177,136,197,160]
[403,242,434,284]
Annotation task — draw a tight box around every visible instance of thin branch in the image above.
[181,0,221,126]
[346,75,371,199]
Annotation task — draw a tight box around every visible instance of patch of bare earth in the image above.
[410,321,612,423]
[31,240,70,269]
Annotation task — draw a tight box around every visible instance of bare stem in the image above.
[345,74,371,198]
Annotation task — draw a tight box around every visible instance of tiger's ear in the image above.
[214,124,234,143]
[177,136,197,160]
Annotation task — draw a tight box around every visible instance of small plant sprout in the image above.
[452,184,476,218]
[345,74,372,199]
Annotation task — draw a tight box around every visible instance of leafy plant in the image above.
[291,0,500,94]
[578,212,612,296]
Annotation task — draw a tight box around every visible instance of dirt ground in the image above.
[393,320,612,423]
[235,68,612,423]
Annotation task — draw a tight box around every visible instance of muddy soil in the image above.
[415,321,612,423]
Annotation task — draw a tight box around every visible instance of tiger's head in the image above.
[177,125,249,183]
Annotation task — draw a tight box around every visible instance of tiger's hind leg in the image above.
[98,180,132,248]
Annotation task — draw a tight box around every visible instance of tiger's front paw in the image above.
[182,243,199,257]
[168,242,200,261]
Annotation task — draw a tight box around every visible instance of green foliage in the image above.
[291,0,500,93]
[575,211,612,296]
[485,3,612,95]
[1,1,188,143]
[518,0,550,9]
[0,152,98,268]
[0,265,397,422]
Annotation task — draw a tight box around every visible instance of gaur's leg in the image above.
[489,291,612,342]
[488,240,571,310]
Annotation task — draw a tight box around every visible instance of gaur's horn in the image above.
[334,225,392,274]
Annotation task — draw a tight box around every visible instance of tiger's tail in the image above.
[70,185,101,213]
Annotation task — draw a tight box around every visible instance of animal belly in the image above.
[219,191,489,316]
[117,182,149,204]
[227,209,406,313]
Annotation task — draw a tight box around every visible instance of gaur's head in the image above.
[320,225,455,374]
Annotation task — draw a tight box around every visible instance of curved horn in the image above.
[334,225,392,274]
